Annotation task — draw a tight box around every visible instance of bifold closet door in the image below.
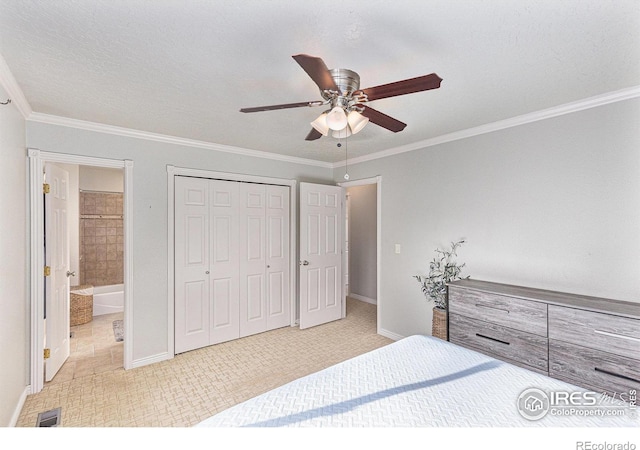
[176,176,290,353]
[265,185,290,330]
[239,183,267,337]
[209,180,240,345]
[175,177,241,353]
[175,176,211,354]
[238,183,290,338]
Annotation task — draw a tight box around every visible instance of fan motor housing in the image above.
[323,69,360,99]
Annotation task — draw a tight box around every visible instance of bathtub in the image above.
[92,284,125,316]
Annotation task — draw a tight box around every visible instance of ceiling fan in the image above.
[240,54,442,141]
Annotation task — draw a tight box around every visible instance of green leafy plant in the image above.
[414,239,468,310]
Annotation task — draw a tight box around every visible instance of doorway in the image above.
[338,176,381,334]
[28,149,133,394]
[50,165,126,385]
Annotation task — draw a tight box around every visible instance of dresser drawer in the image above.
[548,305,640,358]
[550,339,640,398]
[449,313,548,373]
[448,286,547,336]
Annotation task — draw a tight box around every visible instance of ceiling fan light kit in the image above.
[332,127,352,139]
[310,112,330,136]
[325,106,349,131]
[240,54,442,142]
[347,110,369,134]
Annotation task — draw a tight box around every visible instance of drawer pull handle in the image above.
[594,329,640,343]
[475,333,510,345]
[475,303,510,314]
[594,367,640,384]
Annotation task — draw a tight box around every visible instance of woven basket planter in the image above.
[431,307,448,340]
[70,284,93,326]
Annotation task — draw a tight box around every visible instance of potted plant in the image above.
[414,239,468,340]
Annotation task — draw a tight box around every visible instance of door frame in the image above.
[28,149,134,394]
[166,165,297,357]
[338,176,382,334]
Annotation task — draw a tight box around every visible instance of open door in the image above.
[299,182,343,329]
[44,163,71,381]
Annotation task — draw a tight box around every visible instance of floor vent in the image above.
[36,407,61,427]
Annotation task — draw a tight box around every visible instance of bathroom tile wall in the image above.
[79,192,124,287]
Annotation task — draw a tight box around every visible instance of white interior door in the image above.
[266,185,290,330]
[299,182,343,329]
[175,176,211,353]
[239,183,291,336]
[44,163,71,381]
[239,182,266,337]
[210,179,241,344]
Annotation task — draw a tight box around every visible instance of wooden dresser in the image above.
[447,279,640,397]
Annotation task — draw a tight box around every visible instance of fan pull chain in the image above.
[344,132,350,180]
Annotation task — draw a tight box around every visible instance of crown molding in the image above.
[27,112,333,169]
[0,53,32,119]
[19,83,640,171]
[333,85,640,168]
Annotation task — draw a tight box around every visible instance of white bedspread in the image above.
[196,335,639,427]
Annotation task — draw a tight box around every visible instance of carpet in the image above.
[113,320,124,342]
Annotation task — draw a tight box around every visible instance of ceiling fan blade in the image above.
[292,54,339,92]
[358,106,407,132]
[305,128,323,141]
[359,73,442,102]
[240,101,319,113]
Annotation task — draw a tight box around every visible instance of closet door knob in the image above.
[66,271,76,277]
[300,260,309,266]
[205,271,210,274]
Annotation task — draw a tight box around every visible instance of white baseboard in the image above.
[378,328,405,341]
[130,352,172,369]
[349,293,377,305]
[8,386,30,427]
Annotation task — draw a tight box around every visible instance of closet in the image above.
[174,176,290,353]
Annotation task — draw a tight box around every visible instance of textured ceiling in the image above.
[0,1,639,163]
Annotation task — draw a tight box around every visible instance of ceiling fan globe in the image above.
[332,126,352,139]
[326,106,348,131]
[347,110,369,134]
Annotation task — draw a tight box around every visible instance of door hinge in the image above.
[43,348,50,359]
[43,183,50,194]
[44,266,51,277]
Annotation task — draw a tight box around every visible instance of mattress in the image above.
[196,335,639,427]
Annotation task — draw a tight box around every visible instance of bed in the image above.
[196,335,639,427]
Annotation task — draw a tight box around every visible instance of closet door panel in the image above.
[175,177,210,353]
[266,185,290,330]
[212,278,233,326]
[209,180,240,345]
[239,183,267,337]
[246,274,265,320]
[184,281,208,334]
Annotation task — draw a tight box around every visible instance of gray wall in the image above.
[27,121,334,364]
[335,98,640,338]
[347,184,377,302]
[0,84,27,426]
